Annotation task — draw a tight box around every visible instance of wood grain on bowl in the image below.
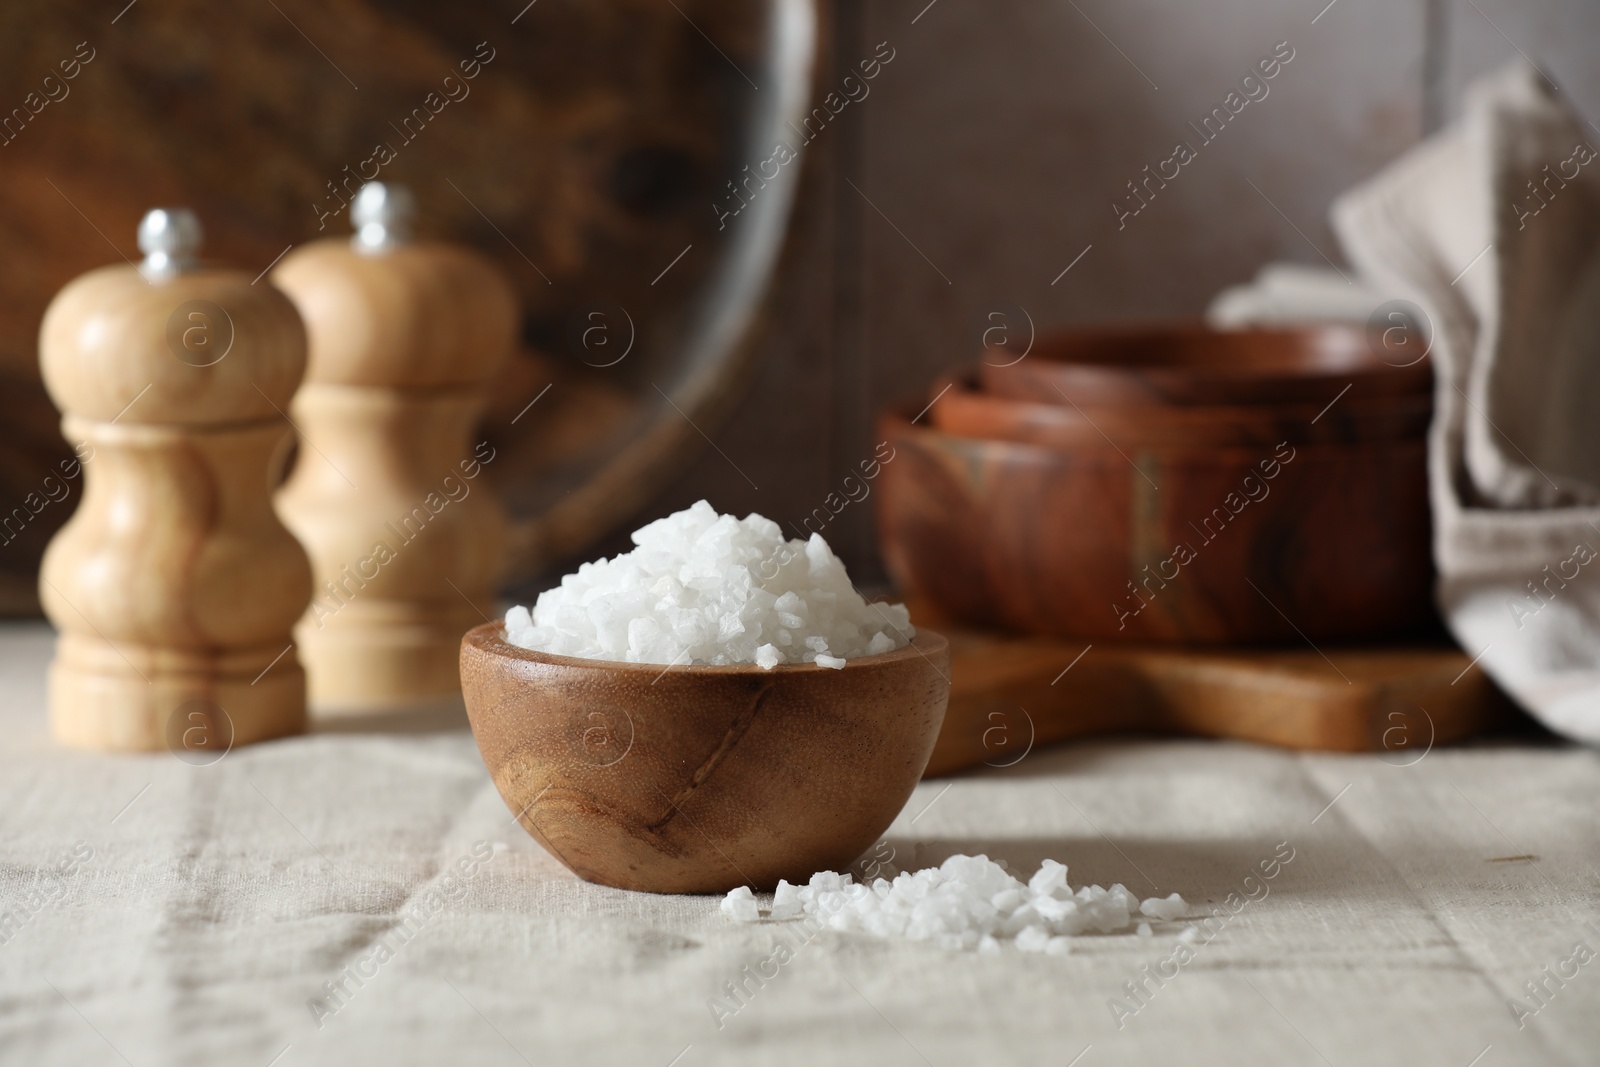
[875,413,1433,645]
[460,623,951,894]
[932,377,1432,449]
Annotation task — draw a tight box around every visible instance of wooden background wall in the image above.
[646,0,1600,586]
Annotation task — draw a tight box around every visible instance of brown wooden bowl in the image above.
[932,377,1433,449]
[875,413,1433,644]
[459,623,951,894]
[981,322,1432,408]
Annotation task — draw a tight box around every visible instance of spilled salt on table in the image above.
[503,500,911,668]
[719,854,1190,952]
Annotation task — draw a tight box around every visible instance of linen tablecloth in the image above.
[1,620,1597,1066]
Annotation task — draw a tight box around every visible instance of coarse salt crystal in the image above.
[722,853,1189,953]
[1015,926,1051,953]
[770,879,803,920]
[720,886,759,923]
[1140,893,1188,922]
[1028,859,1069,898]
[503,501,912,668]
[1035,896,1081,928]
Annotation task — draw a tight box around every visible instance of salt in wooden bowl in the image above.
[460,622,951,894]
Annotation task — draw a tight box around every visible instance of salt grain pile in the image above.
[504,501,912,668]
[721,855,1187,953]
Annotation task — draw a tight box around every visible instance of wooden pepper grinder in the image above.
[272,183,517,712]
[39,208,312,751]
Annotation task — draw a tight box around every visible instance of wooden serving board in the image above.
[926,627,1512,777]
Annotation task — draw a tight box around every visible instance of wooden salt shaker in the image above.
[272,183,517,711]
[39,208,312,751]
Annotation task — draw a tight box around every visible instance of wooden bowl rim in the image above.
[880,409,1427,460]
[986,319,1421,373]
[463,621,947,677]
[940,374,1432,424]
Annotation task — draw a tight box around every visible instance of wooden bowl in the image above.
[875,413,1432,644]
[981,322,1432,408]
[459,623,951,894]
[932,377,1432,449]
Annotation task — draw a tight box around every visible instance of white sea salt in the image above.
[720,885,759,923]
[503,500,912,668]
[1015,925,1051,953]
[1140,893,1188,921]
[770,879,803,921]
[719,854,1187,952]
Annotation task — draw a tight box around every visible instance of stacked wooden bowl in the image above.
[876,323,1436,644]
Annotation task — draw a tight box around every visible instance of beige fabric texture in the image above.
[1207,263,1388,326]
[1333,61,1600,744]
[1,621,1597,1066]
